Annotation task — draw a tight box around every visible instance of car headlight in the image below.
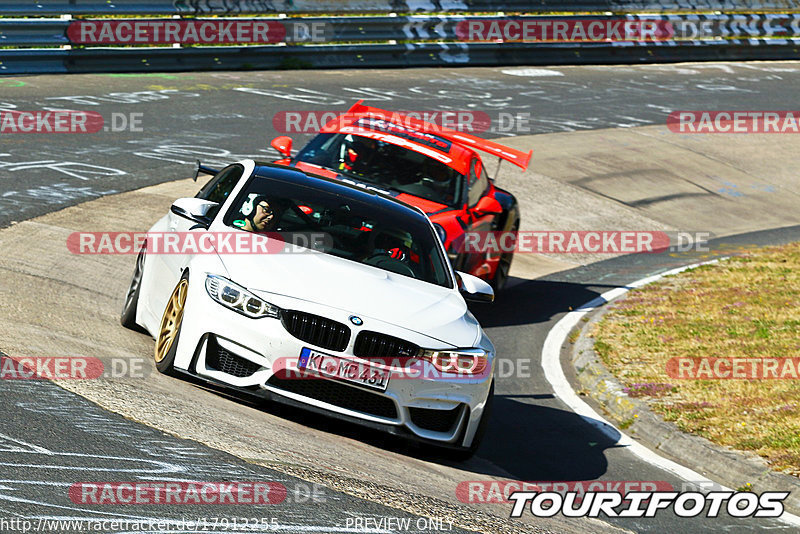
[421,348,488,375]
[205,274,280,319]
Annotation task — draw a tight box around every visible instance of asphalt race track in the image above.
[0,376,480,534]
[2,62,800,227]
[1,63,800,534]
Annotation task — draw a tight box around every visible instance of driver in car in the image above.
[233,194,281,233]
[339,135,377,174]
[374,230,420,264]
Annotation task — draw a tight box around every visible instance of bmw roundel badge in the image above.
[349,315,363,326]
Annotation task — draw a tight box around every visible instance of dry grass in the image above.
[593,242,800,476]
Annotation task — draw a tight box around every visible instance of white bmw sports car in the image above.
[121,160,496,457]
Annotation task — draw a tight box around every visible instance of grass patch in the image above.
[619,416,637,430]
[568,328,581,344]
[593,242,800,476]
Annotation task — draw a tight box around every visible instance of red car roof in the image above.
[319,100,533,176]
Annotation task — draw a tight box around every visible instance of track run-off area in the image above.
[1,62,799,533]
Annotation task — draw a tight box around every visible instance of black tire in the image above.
[154,272,189,375]
[451,380,494,461]
[120,246,146,331]
[491,220,518,294]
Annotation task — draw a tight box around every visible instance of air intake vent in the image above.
[281,310,350,352]
[353,331,421,361]
[206,338,262,378]
[267,375,397,419]
[409,405,463,433]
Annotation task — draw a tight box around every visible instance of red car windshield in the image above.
[294,133,463,207]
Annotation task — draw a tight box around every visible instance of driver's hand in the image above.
[387,247,406,261]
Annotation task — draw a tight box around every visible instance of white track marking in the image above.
[541,259,800,527]
[0,432,53,454]
[500,68,564,77]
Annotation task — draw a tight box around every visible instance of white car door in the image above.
[140,164,246,334]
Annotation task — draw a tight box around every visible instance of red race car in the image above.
[270,101,531,292]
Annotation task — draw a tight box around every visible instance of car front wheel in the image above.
[154,273,189,374]
[492,220,518,293]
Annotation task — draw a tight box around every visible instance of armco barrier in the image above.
[1,11,800,74]
[12,14,800,47]
[0,0,798,14]
[12,14,800,45]
[3,39,799,75]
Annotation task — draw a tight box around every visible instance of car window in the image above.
[224,175,452,288]
[467,158,488,207]
[294,133,462,207]
[197,164,244,204]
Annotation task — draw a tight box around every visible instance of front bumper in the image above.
[172,278,494,448]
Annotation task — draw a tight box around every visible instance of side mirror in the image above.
[456,271,494,304]
[170,198,219,228]
[472,196,503,216]
[271,136,293,158]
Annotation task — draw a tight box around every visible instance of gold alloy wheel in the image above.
[155,278,188,363]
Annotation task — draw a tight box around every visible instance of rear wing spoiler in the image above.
[345,100,532,171]
[193,160,220,181]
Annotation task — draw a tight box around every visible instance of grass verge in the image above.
[593,242,800,476]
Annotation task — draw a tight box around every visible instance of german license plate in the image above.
[297,347,389,391]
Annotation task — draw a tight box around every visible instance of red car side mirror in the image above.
[270,136,293,158]
[472,196,503,215]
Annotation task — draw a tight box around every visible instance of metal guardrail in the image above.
[1,11,800,73]
[0,19,69,46]
[4,14,800,46]
[3,39,799,75]
[0,0,798,15]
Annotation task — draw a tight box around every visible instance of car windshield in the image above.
[224,174,452,288]
[293,133,463,207]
